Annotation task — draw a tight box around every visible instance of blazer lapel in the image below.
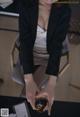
[30,0,39,42]
[47,4,57,42]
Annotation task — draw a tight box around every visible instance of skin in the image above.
[38,0,58,30]
[39,0,58,4]
[24,0,58,116]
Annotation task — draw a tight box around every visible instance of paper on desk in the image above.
[9,114,17,117]
[0,0,13,8]
[14,102,31,117]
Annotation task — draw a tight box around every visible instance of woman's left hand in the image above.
[36,75,57,116]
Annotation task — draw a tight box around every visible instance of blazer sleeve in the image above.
[19,2,34,74]
[46,5,71,76]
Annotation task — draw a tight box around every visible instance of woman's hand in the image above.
[24,74,40,110]
[35,75,57,116]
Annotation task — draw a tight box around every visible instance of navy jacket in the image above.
[19,0,71,76]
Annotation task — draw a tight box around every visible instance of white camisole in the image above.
[33,25,49,65]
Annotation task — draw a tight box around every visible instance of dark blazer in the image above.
[19,0,71,76]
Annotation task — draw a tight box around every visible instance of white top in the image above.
[34,25,47,49]
[33,25,49,63]
[33,25,69,59]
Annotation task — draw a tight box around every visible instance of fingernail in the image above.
[43,107,48,112]
[27,99,31,103]
[48,112,50,116]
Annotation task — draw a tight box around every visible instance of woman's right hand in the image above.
[24,74,40,110]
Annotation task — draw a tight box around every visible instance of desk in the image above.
[0,95,80,117]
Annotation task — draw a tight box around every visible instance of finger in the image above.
[26,94,36,110]
[47,99,52,116]
[27,99,35,110]
[48,105,51,116]
[30,102,36,110]
[43,105,48,112]
[26,94,32,103]
[51,97,54,104]
[35,92,48,99]
[29,98,36,110]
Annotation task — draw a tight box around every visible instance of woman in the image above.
[19,0,71,116]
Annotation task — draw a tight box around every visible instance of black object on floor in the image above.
[0,95,80,117]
